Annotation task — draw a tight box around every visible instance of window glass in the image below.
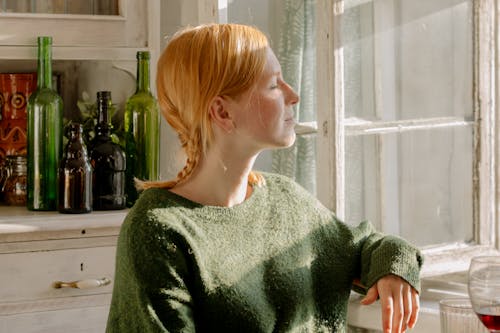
[343,0,473,121]
[345,126,473,246]
[342,0,474,247]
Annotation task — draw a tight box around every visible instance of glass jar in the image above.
[0,157,8,202]
[4,155,27,206]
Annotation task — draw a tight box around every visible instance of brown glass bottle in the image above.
[58,123,92,213]
[89,91,126,210]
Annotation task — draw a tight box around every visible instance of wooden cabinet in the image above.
[0,2,157,331]
[0,0,159,61]
[0,207,126,333]
[0,0,161,124]
[0,1,219,331]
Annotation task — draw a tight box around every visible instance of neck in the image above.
[171,149,258,208]
[37,39,52,89]
[137,59,150,93]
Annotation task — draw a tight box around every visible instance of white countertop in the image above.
[0,205,127,232]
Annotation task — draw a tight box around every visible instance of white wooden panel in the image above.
[0,0,148,48]
[316,0,345,216]
[0,207,126,243]
[0,46,148,61]
[0,16,128,47]
[0,235,118,254]
[0,293,110,315]
[0,246,116,303]
[0,305,110,333]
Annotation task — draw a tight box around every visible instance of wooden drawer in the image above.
[0,246,116,304]
[0,304,110,333]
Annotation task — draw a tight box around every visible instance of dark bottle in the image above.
[27,36,63,211]
[89,91,126,210]
[124,51,160,207]
[58,123,92,214]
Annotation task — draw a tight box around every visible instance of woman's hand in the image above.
[360,274,420,333]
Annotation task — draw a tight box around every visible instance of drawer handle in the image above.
[52,277,111,289]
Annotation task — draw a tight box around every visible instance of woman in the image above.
[106,24,422,333]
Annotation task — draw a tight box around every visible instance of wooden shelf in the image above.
[0,46,148,61]
[0,206,127,237]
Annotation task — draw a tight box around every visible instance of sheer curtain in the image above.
[272,0,317,194]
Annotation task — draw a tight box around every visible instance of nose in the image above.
[284,83,299,106]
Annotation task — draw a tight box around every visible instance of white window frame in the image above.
[211,0,500,277]
[316,0,500,279]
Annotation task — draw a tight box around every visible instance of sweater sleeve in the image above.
[273,173,423,295]
[106,208,196,333]
[350,220,423,294]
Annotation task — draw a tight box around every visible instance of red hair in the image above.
[138,24,267,190]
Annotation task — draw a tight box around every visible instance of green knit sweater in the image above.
[106,173,422,333]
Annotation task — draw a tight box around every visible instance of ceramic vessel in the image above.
[0,73,37,161]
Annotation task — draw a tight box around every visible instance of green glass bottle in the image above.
[124,51,160,207]
[27,36,63,211]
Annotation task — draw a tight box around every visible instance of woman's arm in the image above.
[348,220,423,333]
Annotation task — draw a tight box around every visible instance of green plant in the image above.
[64,91,125,147]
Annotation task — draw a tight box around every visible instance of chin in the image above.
[280,132,296,148]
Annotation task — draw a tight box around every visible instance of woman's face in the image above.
[229,47,299,151]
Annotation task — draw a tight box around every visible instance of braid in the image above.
[248,171,265,187]
[174,131,202,186]
[137,130,202,191]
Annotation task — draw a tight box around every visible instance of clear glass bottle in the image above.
[89,91,126,210]
[27,36,63,211]
[124,51,160,207]
[3,155,27,206]
[58,123,92,214]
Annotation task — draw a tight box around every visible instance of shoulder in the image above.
[258,172,331,216]
[259,171,306,193]
[117,189,195,263]
[120,188,192,241]
[259,171,318,201]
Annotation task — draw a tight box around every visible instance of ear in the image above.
[208,96,235,133]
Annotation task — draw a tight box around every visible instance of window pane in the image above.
[345,126,473,246]
[343,0,473,121]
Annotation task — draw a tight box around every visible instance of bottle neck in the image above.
[66,128,87,160]
[37,38,53,90]
[96,97,111,138]
[136,58,151,93]
[95,123,111,138]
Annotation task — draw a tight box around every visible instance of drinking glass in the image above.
[440,298,488,333]
[468,256,500,332]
